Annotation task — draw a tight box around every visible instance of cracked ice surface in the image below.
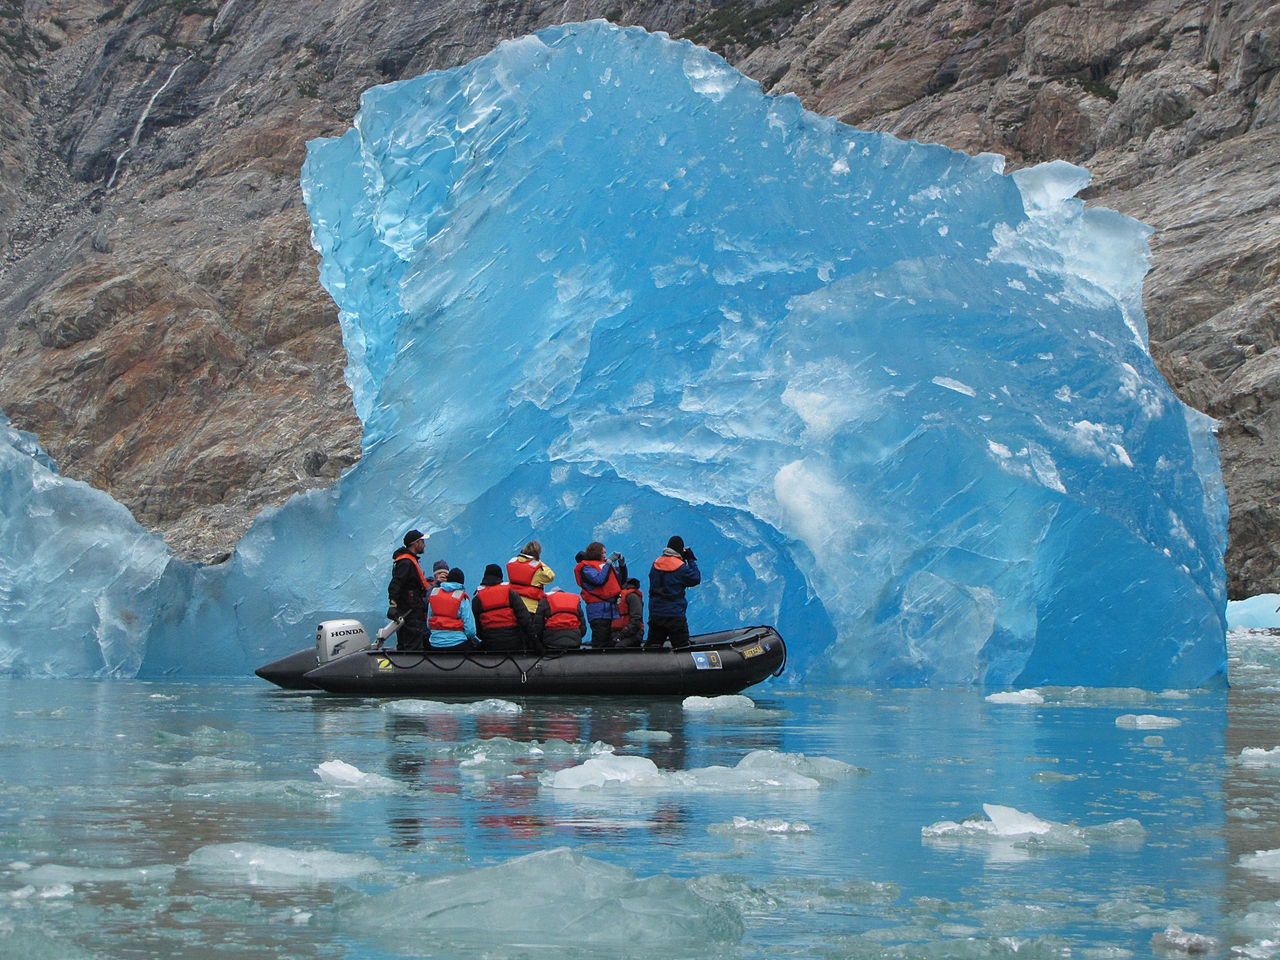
[0,21,1227,686]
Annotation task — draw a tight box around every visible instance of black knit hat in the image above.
[403,529,425,547]
[483,563,504,583]
[666,535,685,553]
[447,567,465,585]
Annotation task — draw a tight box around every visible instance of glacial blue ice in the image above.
[0,21,1228,686]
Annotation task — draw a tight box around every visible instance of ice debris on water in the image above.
[1241,850,1280,878]
[1150,926,1218,955]
[22,863,176,885]
[0,22,1228,689]
[683,695,757,714]
[1115,714,1182,729]
[341,847,742,951]
[1240,747,1280,767]
[624,728,674,742]
[314,759,399,791]
[383,698,522,716]
[923,803,1146,852]
[543,750,853,791]
[709,816,813,836]
[185,843,381,885]
[985,689,1045,704]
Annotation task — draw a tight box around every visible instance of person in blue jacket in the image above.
[574,541,627,647]
[645,535,701,650]
[426,567,479,649]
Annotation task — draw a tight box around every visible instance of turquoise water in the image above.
[2,631,1278,958]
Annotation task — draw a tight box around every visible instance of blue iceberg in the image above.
[0,22,1227,686]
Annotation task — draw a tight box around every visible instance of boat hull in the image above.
[258,626,785,697]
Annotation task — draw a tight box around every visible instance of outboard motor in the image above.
[316,619,372,664]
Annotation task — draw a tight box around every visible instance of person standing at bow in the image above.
[645,536,701,650]
[472,563,534,652]
[507,540,556,615]
[427,567,478,650]
[387,529,431,652]
[574,542,627,648]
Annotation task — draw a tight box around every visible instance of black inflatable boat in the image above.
[256,625,785,697]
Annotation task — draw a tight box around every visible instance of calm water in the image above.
[2,631,1279,959]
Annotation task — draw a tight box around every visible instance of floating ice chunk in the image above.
[342,847,742,950]
[923,803,1145,852]
[155,726,250,747]
[185,843,381,885]
[1228,594,1280,630]
[37,883,74,899]
[138,755,260,772]
[985,689,1044,704]
[314,760,399,791]
[383,698,522,716]
[543,752,826,791]
[624,728,673,742]
[683,695,756,713]
[1115,714,1181,729]
[708,816,812,835]
[1143,736,1165,746]
[1151,926,1218,954]
[1241,850,1280,878]
[1240,747,1280,768]
[735,749,864,781]
[23,863,176,885]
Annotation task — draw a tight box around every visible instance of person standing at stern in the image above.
[646,536,700,650]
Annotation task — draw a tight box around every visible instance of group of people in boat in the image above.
[386,532,701,654]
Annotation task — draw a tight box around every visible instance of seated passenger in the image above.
[611,578,645,647]
[428,567,478,650]
[534,587,588,651]
[472,563,534,652]
[508,540,555,614]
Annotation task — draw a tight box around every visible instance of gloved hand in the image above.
[610,552,624,565]
[682,547,696,562]
[386,604,400,620]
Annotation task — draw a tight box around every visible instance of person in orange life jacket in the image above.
[645,535,701,650]
[574,541,627,648]
[471,563,534,652]
[387,529,431,651]
[507,540,556,615]
[611,578,644,647]
[533,587,588,651]
[427,567,478,649]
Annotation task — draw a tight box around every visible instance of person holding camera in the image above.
[574,541,627,647]
[645,535,701,650]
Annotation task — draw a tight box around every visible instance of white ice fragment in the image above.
[23,864,176,884]
[1240,747,1280,768]
[383,698,522,716]
[543,751,831,792]
[1151,925,1218,954]
[624,729,673,742]
[1144,736,1164,746]
[985,689,1044,705]
[1115,714,1181,729]
[709,816,812,835]
[37,883,74,899]
[683,694,756,713]
[186,843,381,885]
[931,376,976,397]
[1241,849,1280,878]
[314,760,399,791]
[923,803,1145,851]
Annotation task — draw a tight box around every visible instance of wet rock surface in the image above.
[0,0,1275,588]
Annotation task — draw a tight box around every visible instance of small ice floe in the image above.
[1230,806,1261,820]
[447,737,613,766]
[185,843,381,886]
[683,694,756,714]
[1150,925,1218,954]
[1143,736,1165,746]
[1240,849,1280,878]
[624,728,673,742]
[1240,747,1280,768]
[543,750,851,792]
[156,726,250,747]
[22,863,176,885]
[36,883,73,899]
[383,698,522,716]
[7,885,34,900]
[922,803,1145,853]
[340,847,741,950]
[1095,900,1198,930]
[139,755,260,772]
[1157,690,1191,700]
[1115,714,1181,729]
[314,760,399,792]
[708,816,812,836]
[985,689,1044,705]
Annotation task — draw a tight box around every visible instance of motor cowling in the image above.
[316,619,371,663]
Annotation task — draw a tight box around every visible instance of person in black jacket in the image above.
[471,563,535,652]
[645,535,701,650]
[387,529,432,651]
[533,589,589,651]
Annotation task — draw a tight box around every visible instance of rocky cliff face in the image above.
[0,0,1276,594]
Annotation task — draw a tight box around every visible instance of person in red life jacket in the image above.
[472,563,534,652]
[645,536,701,650]
[534,587,588,651]
[611,578,645,647]
[574,541,627,647]
[507,540,556,615]
[427,567,478,649]
[387,529,431,651]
